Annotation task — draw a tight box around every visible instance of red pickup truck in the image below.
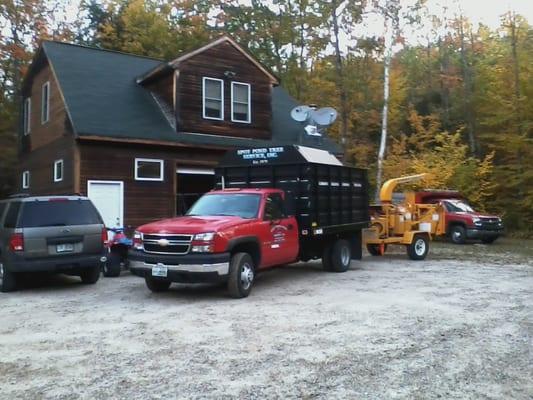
[415,191,504,244]
[129,145,369,298]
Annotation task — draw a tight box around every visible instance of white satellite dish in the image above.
[312,107,338,126]
[290,105,311,122]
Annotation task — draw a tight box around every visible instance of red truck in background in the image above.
[415,191,504,244]
[129,145,369,298]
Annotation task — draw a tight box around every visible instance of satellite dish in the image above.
[312,107,338,126]
[290,105,311,122]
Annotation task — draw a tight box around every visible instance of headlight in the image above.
[194,232,215,241]
[133,231,143,250]
[472,217,481,224]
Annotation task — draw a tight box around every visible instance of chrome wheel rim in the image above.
[452,230,462,241]
[341,246,351,266]
[0,263,3,285]
[415,239,426,256]
[240,263,254,290]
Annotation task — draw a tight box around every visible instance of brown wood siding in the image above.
[144,71,174,107]
[78,141,224,228]
[21,60,72,152]
[17,136,76,195]
[178,41,272,140]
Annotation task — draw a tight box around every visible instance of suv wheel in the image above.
[227,252,255,298]
[0,262,17,292]
[80,265,101,284]
[450,225,466,244]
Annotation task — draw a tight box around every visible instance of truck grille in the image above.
[142,234,193,255]
[479,218,502,230]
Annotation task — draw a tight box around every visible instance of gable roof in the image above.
[41,40,341,154]
[137,36,279,85]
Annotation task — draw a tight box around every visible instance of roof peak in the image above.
[42,40,165,62]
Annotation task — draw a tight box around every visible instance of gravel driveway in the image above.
[1,240,532,399]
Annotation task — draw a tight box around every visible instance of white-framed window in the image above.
[135,158,164,181]
[54,159,63,182]
[22,171,30,189]
[23,98,31,135]
[202,77,224,120]
[231,82,251,123]
[41,81,50,124]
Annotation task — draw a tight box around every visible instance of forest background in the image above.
[1,0,532,235]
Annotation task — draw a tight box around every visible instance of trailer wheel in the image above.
[330,239,352,272]
[450,225,466,244]
[366,243,387,256]
[407,234,429,260]
[227,253,255,298]
[145,277,171,292]
[321,243,334,271]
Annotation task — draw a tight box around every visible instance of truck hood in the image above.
[137,215,250,234]
[456,211,501,219]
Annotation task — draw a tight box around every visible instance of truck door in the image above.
[263,193,299,266]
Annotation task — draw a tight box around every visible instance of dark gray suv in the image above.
[0,195,107,292]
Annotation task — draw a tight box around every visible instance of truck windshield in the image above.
[187,193,261,219]
[444,200,475,213]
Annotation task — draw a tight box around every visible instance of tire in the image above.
[227,252,255,298]
[407,234,429,260]
[0,261,17,293]
[450,225,466,244]
[103,252,122,277]
[145,277,171,292]
[481,237,497,244]
[330,239,351,272]
[366,243,387,256]
[80,265,101,284]
[321,243,334,271]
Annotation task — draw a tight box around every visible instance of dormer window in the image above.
[41,81,50,124]
[202,77,224,120]
[231,82,251,123]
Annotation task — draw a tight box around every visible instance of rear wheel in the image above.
[450,225,466,244]
[80,265,100,284]
[145,277,171,292]
[0,262,17,293]
[407,234,429,260]
[366,243,387,256]
[330,239,351,272]
[481,237,497,244]
[227,252,255,298]
[321,243,334,271]
[103,252,122,277]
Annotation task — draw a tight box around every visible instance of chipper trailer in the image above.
[364,173,446,260]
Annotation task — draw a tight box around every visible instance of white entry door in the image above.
[87,180,124,228]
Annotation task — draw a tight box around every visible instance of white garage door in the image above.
[87,180,124,228]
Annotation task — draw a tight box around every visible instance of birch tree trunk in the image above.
[375,16,393,202]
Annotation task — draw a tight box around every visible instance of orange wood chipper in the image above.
[363,173,446,260]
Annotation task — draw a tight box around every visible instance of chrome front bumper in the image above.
[129,260,229,276]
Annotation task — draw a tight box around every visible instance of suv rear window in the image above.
[19,200,102,228]
[4,202,21,228]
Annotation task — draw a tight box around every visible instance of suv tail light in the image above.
[101,228,108,245]
[9,233,24,252]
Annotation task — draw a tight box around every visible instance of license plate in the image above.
[57,243,74,253]
[152,264,168,277]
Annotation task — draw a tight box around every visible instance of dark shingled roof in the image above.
[42,41,341,153]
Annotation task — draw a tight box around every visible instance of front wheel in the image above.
[227,253,255,298]
[330,239,352,272]
[0,262,17,292]
[145,277,171,292]
[450,225,466,244]
[80,265,101,284]
[407,234,429,260]
[103,252,122,277]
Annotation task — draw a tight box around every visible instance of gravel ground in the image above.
[1,239,532,399]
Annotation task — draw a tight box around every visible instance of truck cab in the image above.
[415,191,504,244]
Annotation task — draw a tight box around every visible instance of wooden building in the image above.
[18,36,340,229]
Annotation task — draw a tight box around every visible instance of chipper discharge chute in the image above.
[363,173,446,260]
